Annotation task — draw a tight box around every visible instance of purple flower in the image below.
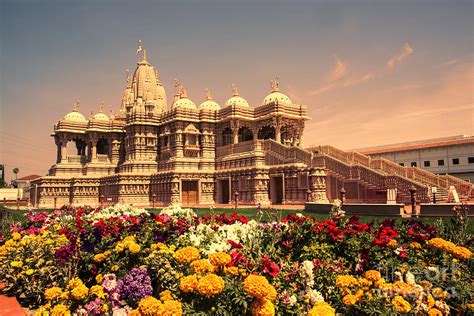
[120,268,153,304]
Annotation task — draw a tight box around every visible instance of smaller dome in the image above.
[173,97,197,110]
[92,103,110,121]
[62,102,87,123]
[262,91,292,105]
[199,89,220,111]
[172,86,197,110]
[224,84,249,107]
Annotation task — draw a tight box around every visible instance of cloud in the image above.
[387,42,414,70]
[328,56,349,82]
[308,57,373,96]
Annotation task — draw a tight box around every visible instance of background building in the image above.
[356,135,474,183]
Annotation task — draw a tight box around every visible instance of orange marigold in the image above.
[196,274,225,296]
[243,275,277,301]
[179,275,198,293]
[307,301,335,316]
[364,270,381,282]
[173,246,200,264]
[250,298,275,316]
[190,259,215,274]
[209,252,232,267]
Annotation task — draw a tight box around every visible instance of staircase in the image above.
[310,145,473,203]
[261,140,473,203]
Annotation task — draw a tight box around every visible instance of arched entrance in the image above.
[238,127,253,143]
[222,128,232,146]
[258,126,275,140]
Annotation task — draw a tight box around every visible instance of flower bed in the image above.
[0,203,472,315]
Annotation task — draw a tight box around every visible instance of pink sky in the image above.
[1,1,473,182]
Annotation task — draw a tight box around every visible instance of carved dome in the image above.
[173,97,197,110]
[62,102,87,123]
[262,91,291,105]
[92,112,109,121]
[224,84,249,107]
[199,89,220,111]
[262,77,291,105]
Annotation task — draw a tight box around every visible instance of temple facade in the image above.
[30,47,328,208]
[30,46,473,208]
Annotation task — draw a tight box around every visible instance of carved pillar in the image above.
[274,117,281,143]
[298,133,303,148]
[90,139,98,162]
[231,120,239,144]
[308,168,328,203]
[60,138,68,163]
[170,177,180,203]
[253,172,270,205]
[55,137,61,163]
[252,127,258,140]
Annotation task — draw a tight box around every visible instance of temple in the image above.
[30,46,473,208]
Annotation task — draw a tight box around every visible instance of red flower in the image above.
[227,240,243,249]
[260,256,280,278]
[374,227,398,246]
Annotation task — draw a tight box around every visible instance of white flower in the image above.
[288,295,297,306]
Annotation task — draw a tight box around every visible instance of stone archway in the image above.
[238,126,253,143]
[258,125,275,140]
[222,128,233,146]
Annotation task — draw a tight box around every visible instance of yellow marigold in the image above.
[432,287,447,300]
[161,300,183,316]
[226,266,239,276]
[197,273,225,296]
[96,274,104,284]
[138,296,162,316]
[128,242,141,254]
[10,261,23,268]
[173,246,200,264]
[364,270,381,282]
[428,308,443,316]
[392,296,411,314]
[409,242,422,249]
[26,269,34,276]
[70,283,88,300]
[12,232,21,241]
[427,238,473,260]
[67,278,83,289]
[90,285,105,299]
[427,294,435,309]
[243,275,276,301]
[375,278,386,288]
[0,245,7,256]
[159,290,174,302]
[190,259,215,274]
[60,291,69,300]
[343,294,358,306]
[179,274,198,293]
[209,252,232,267]
[45,287,63,301]
[129,310,140,316]
[387,239,398,248]
[307,301,335,316]
[250,298,275,316]
[335,275,358,288]
[111,265,119,272]
[50,304,71,316]
[93,253,107,263]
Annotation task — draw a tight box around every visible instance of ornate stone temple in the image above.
[30,46,473,208]
[30,47,328,208]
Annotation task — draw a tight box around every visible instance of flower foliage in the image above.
[0,204,472,315]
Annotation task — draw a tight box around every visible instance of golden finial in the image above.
[182,87,188,98]
[109,105,114,116]
[232,83,239,96]
[126,69,130,83]
[174,79,182,96]
[72,101,79,112]
[271,75,280,92]
[99,102,105,113]
[143,49,147,61]
[136,39,143,61]
[205,88,212,100]
[89,110,94,118]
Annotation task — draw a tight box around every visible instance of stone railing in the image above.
[97,154,109,163]
[67,155,86,164]
[216,140,263,158]
[263,139,312,165]
[442,174,473,197]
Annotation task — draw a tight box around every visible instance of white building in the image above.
[356,135,474,183]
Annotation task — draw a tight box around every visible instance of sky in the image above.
[0,0,473,181]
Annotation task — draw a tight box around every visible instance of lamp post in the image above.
[409,186,417,217]
[431,186,437,204]
[152,193,157,208]
[234,191,239,209]
[54,197,57,210]
[100,194,105,208]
